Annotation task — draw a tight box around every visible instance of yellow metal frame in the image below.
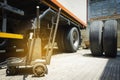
[0,32,23,39]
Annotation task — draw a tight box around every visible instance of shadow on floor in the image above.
[82,49,120,80]
[99,50,120,80]
[83,49,120,58]
[6,67,33,76]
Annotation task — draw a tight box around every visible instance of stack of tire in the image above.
[90,20,117,57]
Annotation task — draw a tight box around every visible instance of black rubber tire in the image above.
[103,20,117,57]
[65,27,80,52]
[89,21,103,56]
[56,27,66,52]
[33,63,48,77]
[6,66,16,75]
[57,26,80,52]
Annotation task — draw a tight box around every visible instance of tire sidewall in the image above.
[66,27,80,52]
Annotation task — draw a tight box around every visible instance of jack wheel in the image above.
[33,63,48,77]
[6,66,16,75]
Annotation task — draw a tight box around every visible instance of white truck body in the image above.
[57,0,87,25]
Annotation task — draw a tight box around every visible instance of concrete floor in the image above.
[0,49,120,80]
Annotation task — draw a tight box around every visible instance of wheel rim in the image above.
[72,29,79,48]
[33,63,47,76]
[6,69,10,74]
[34,66,45,76]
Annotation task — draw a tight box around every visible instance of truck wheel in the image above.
[57,27,66,52]
[57,26,80,52]
[65,27,80,52]
[6,66,16,75]
[103,20,117,57]
[33,63,48,77]
[90,21,103,56]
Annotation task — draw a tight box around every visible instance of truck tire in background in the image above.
[57,26,80,52]
[57,27,66,52]
[89,21,103,56]
[65,27,80,52]
[103,20,117,57]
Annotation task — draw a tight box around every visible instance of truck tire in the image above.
[57,26,80,52]
[57,27,66,52]
[6,66,17,75]
[65,27,80,52]
[103,20,117,57]
[90,21,103,56]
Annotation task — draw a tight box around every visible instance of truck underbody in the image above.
[0,0,83,63]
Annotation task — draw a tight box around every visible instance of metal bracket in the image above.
[2,10,7,32]
[0,0,24,15]
[0,0,24,32]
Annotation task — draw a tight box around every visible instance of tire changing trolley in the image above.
[6,6,61,76]
[0,0,87,76]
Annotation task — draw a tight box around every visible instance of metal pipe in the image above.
[2,0,7,32]
[46,8,61,64]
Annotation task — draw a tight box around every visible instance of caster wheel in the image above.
[6,66,16,75]
[33,63,48,77]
